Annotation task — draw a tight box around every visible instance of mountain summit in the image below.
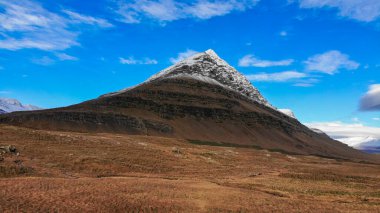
[0,50,376,162]
[105,49,270,107]
[147,49,270,107]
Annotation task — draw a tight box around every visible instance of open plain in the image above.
[0,125,379,212]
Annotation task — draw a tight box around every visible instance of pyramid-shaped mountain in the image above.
[0,50,374,161]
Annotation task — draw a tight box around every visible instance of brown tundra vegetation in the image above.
[0,124,379,212]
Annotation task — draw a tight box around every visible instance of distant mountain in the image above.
[336,137,380,154]
[0,98,42,113]
[0,49,376,162]
[306,122,380,154]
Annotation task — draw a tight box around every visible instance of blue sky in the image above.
[0,0,380,129]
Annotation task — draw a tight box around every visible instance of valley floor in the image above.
[0,125,379,212]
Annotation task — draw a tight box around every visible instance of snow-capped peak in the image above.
[0,98,42,113]
[147,49,271,107]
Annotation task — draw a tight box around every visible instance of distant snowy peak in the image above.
[335,136,380,148]
[147,49,271,107]
[0,98,42,113]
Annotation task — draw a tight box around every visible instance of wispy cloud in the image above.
[360,84,380,111]
[279,31,288,37]
[114,0,259,24]
[304,50,359,75]
[246,71,307,82]
[31,56,55,66]
[170,49,198,64]
[63,10,114,28]
[0,0,112,51]
[293,83,312,87]
[31,52,79,65]
[296,0,380,22]
[239,55,294,67]
[55,53,78,61]
[292,78,319,87]
[119,57,158,65]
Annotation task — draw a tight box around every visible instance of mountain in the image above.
[335,137,380,154]
[306,122,380,154]
[104,50,270,107]
[0,98,42,113]
[0,50,376,162]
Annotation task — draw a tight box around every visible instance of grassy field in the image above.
[0,124,379,212]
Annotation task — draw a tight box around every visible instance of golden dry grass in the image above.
[0,125,379,212]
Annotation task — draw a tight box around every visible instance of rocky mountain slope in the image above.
[0,50,376,162]
[106,49,270,107]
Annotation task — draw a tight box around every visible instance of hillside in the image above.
[0,50,377,162]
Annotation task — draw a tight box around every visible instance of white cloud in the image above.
[246,71,307,82]
[279,31,288,36]
[360,84,380,111]
[115,0,259,24]
[297,0,380,22]
[292,78,319,87]
[185,1,254,19]
[352,117,360,122]
[170,49,198,64]
[373,117,380,121]
[119,57,158,65]
[304,50,359,75]
[306,121,380,148]
[238,55,294,67]
[31,56,55,66]
[0,0,111,51]
[31,53,78,65]
[55,53,78,61]
[63,10,114,28]
[293,83,313,87]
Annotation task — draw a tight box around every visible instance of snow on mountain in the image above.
[147,49,271,107]
[335,136,380,148]
[102,49,306,122]
[278,109,296,118]
[0,98,42,113]
[335,137,380,153]
[105,50,306,115]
